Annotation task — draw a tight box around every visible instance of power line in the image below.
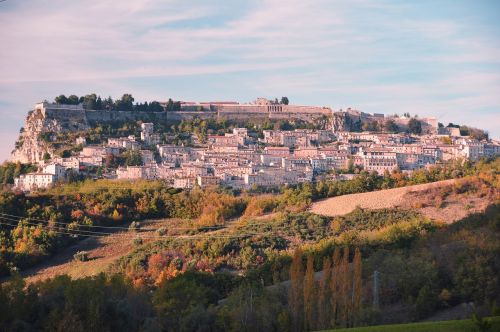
[0,218,286,241]
[0,212,222,231]
[0,212,292,233]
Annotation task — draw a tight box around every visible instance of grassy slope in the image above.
[324,317,500,332]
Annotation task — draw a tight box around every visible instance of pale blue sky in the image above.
[1,0,499,162]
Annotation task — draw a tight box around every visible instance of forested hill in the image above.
[0,157,498,331]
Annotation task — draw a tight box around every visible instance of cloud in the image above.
[0,0,499,161]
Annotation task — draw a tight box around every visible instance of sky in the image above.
[1,0,499,162]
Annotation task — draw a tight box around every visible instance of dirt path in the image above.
[310,179,456,217]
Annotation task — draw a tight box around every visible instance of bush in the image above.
[129,221,141,231]
[156,227,166,237]
[74,251,89,262]
[133,237,143,246]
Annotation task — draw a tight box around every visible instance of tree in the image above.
[384,119,398,132]
[67,95,80,105]
[408,118,422,135]
[330,247,341,327]
[55,95,68,104]
[340,246,351,327]
[280,97,289,105]
[318,256,331,330]
[125,150,143,166]
[148,101,164,112]
[95,96,103,110]
[83,94,97,110]
[304,254,316,331]
[102,96,114,110]
[352,248,362,323]
[165,98,181,112]
[115,94,135,112]
[289,247,304,332]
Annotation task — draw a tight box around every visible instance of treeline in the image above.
[53,93,180,112]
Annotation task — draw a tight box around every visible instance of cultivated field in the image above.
[310,179,456,217]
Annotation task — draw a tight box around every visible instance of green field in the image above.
[325,317,500,332]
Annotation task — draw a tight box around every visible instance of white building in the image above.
[15,173,55,191]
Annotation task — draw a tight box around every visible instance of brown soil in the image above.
[310,179,456,217]
[311,178,498,224]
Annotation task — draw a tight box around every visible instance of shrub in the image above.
[74,251,89,262]
[156,227,166,237]
[133,237,143,246]
[129,221,140,231]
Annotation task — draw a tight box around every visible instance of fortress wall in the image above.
[85,110,172,122]
[282,105,332,115]
[85,110,217,123]
[217,104,269,114]
[217,112,270,120]
[44,108,87,123]
[167,111,216,121]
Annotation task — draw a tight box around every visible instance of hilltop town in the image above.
[10,95,499,191]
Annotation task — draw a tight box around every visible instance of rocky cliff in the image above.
[331,111,362,132]
[11,103,89,163]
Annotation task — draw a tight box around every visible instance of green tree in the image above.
[384,119,398,132]
[54,95,68,104]
[125,150,143,166]
[67,95,80,105]
[115,94,135,112]
[280,96,289,105]
[408,118,422,134]
[82,94,97,110]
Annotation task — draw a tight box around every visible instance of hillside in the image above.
[310,179,456,217]
[0,158,498,331]
[310,176,498,223]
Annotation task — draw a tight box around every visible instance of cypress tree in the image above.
[318,256,332,330]
[330,247,341,327]
[304,254,316,331]
[353,247,363,325]
[340,246,351,327]
[289,247,304,332]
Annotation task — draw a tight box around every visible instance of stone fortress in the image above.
[11,98,438,164]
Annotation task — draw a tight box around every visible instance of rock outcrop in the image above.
[11,103,88,163]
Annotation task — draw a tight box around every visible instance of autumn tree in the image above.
[330,247,341,327]
[317,256,332,330]
[353,248,362,324]
[304,254,316,331]
[340,246,351,327]
[289,247,304,332]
